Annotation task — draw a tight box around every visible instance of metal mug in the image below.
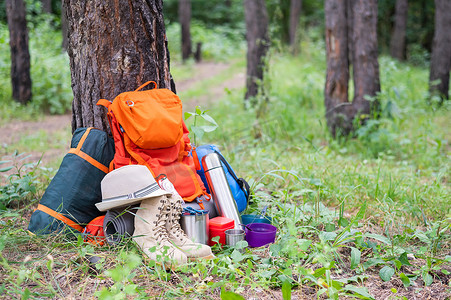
[225,228,245,247]
[180,209,209,245]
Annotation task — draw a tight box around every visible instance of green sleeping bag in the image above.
[28,127,114,235]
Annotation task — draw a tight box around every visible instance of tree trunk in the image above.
[61,0,68,50]
[244,0,270,103]
[390,0,408,61]
[429,0,451,102]
[179,0,192,61]
[324,0,350,137]
[42,0,52,14]
[289,0,302,53]
[64,0,174,133]
[6,0,32,104]
[352,0,380,117]
[324,0,380,137]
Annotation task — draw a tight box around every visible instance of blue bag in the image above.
[194,145,250,213]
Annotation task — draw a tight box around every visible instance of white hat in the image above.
[96,165,171,212]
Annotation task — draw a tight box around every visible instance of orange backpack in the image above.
[97,81,209,206]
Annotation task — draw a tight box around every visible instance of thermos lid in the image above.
[209,216,235,229]
[202,153,222,170]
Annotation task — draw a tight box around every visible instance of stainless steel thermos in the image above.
[202,153,242,229]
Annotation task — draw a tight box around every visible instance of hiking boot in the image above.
[133,195,187,268]
[166,193,214,260]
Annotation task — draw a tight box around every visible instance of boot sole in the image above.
[188,254,216,261]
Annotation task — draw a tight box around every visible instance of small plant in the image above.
[184,106,218,146]
[0,151,41,210]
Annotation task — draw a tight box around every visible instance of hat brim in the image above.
[95,189,171,212]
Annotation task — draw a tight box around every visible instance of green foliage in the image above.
[184,106,218,146]
[0,151,40,210]
[0,17,72,122]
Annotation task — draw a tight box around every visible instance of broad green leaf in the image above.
[220,290,245,300]
[296,239,312,251]
[399,273,410,288]
[201,113,218,126]
[199,124,218,132]
[0,160,11,165]
[379,266,395,282]
[319,231,337,242]
[282,280,292,300]
[260,269,276,278]
[363,258,385,270]
[422,272,433,286]
[398,252,412,266]
[230,249,245,262]
[350,247,361,270]
[343,285,375,300]
[184,112,194,120]
[365,233,391,245]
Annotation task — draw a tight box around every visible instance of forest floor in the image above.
[1,60,450,300]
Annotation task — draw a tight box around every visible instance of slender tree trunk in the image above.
[346,0,353,66]
[429,0,451,102]
[64,0,174,132]
[244,0,270,103]
[390,0,408,61]
[289,0,302,53]
[61,0,68,50]
[352,0,380,116]
[6,0,32,104]
[324,0,350,137]
[42,0,52,14]
[179,0,192,61]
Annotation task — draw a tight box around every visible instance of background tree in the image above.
[289,0,302,54]
[325,0,380,137]
[429,0,451,103]
[390,0,408,61]
[244,0,270,104]
[42,0,52,14]
[179,0,192,61]
[6,0,32,104]
[63,0,174,132]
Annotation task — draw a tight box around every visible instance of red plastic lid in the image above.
[209,217,235,229]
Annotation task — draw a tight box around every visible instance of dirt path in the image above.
[0,61,244,167]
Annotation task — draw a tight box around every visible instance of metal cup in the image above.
[180,210,209,245]
[225,229,245,247]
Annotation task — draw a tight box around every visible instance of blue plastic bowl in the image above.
[241,214,272,225]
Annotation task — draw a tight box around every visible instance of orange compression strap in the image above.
[97,99,112,108]
[36,204,84,232]
[68,128,109,174]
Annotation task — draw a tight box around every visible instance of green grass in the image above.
[1,22,450,299]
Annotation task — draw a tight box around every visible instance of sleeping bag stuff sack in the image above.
[193,145,250,213]
[28,127,115,235]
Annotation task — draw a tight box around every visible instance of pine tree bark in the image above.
[324,0,350,136]
[244,0,270,103]
[289,0,302,53]
[352,0,380,116]
[390,0,408,61]
[324,0,380,137]
[429,0,451,102]
[61,0,68,50]
[179,0,192,61]
[63,0,174,133]
[6,0,32,104]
